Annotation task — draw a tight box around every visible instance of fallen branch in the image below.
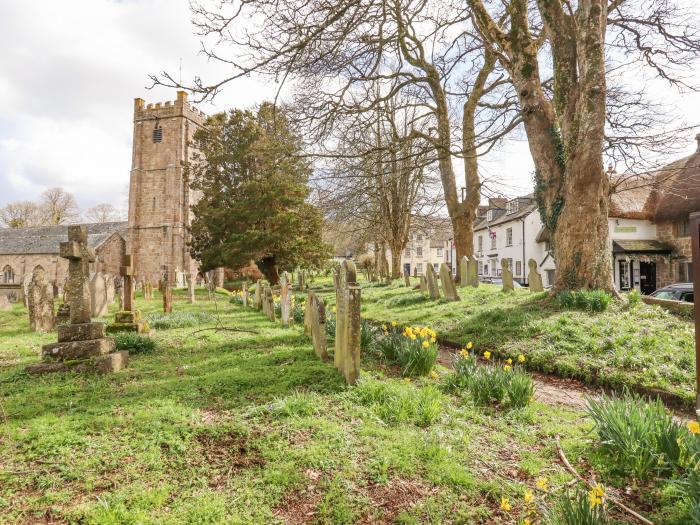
[555,435,653,525]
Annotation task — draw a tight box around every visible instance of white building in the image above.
[398,219,452,276]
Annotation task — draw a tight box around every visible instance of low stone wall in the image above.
[641,296,694,316]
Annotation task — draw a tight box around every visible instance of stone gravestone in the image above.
[426,264,441,300]
[27,266,54,332]
[254,279,263,310]
[263,286,276,322]
[143,282,153,300]
[527,259,544,292]
[439,263,460,301]
[162,267,173,313]
[279,272,292,326]
[21,273,32,307]
[27,225,127,374]
[187,273,196,304]
[334,260,361,385]
[90,272,109,317]
[419,274,427,293]
[298,270,306,292]
[305,290,329,360]
[501,258,515,291]
[114,276,123,310]
[460,255,479,288]
[241,281,249,307]
[107,255,147,334]
[105,274,115,305]
[332,267,340,290]
[404,272,411,287]
[0,295,11,311]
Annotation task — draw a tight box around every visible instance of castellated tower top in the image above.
[133,90,207,126]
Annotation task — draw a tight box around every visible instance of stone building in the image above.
[0,222,127,301]
[127,91,207,284]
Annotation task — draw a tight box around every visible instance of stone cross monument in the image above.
[107,254,147,334]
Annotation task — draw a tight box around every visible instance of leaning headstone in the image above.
[439,263,460,301]
[107,255,147,334]
[419,274,427,293]
[263,286,276,322]
[501,259,514,291]
[280,272,292,326]
[27,225,127,374]
[162,267,173,313]
[528,259,544,292]
[0,295,11,311]
[27,266,54,332]
[426,264,441,300]
[334,260,361,385]
[254,279,263,310]
[90,272,109,317]
[187,273,196,304]
[305,291,329,360]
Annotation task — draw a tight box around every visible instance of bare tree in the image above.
[84,203,124,223]
[41,187,79,225]
[0,201,44,228]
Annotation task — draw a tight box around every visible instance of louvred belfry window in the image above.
[153,124,163,143]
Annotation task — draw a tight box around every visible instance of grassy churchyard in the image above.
[1,280,699,524]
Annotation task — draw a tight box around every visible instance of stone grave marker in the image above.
[107,255,147,334]
[162,267,173,313]
[105,274,115,305]
[254,279,263,310]
[280,271,292,326]
[461,256,479,287]
[242,281,249,307]
[439,263,460,301]
[27,225,127,374]
[426,264,441,300]
[21,273,32,307]
[305,291,329,360]
[334,260,361,385]
[527,259,544,292]
[501,259,515,291]
[263,286,276,322]
[419,274,427,293]
[27,266,54,332]
[332,267,340,289]
[0,295,11,311]
[298,270,306,292]
[90,272,109,317]
[187,273,196,304]
[404,272,411,287]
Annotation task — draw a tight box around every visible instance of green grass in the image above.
[312,277,696,407]
[0,286,691,523]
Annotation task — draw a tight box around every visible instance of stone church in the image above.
[0,91,207,299]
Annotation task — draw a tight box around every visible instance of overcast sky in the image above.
[1,0,699,214]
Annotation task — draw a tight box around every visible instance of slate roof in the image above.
[612,240,672,253]
[474,202,538,232]
[0,222,128,255]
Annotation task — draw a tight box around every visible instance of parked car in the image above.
[650,283,694,303]
[479,277,523,288]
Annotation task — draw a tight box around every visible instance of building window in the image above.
[404,247,410,257]
[507,200,519,214]
[507,258,513,272]
[545,269,555,287]
[416,234,423,241]
[416,263,423,274]
[416,246,423,257]
[478,236,483,251]
[506,227,513,246]
[678,261,693,282]
[487,209,495,221]
[433,263,439,272]
[477,261,483,274]
[490,233,496,250]
[436,247,443,257]
[619,261,631,290]
[152,125,163,143]
[2,265,14,284]
[515,260,522,276]
[676,219,690,237]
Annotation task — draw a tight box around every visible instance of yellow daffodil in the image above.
[504,365,512,371]
[483,351,491,361]
[500,497,511,511]
[523,490,534,504]
[403,377,411,383]
[382,324,387,330]
[518,354,526,363]
[422,340,430,348]
[466,341,473,350]
[459,349,468,358]
[430,371,439,379]
[506,358,513,365]
[391,321,398,327]
[431,337,436,343]
[688,421,700,434]
[332,306,336,313]
[524,519,531,525]
[535,477,549,491]
[409,334,417,341]
[588,484,604,508]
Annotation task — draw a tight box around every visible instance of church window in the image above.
[2,265,14,283]
[153,124,163,143]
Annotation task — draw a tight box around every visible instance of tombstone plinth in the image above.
[27,225,127,375]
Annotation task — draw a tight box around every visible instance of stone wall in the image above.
[95,233,126,276]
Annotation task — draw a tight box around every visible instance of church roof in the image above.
[0,222,128,255]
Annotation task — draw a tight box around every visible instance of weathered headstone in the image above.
[0,295,11,311]
[334,260,361,385]
[460,255,479,288]
[298,270,307,292]
[105,274,115,305]
[254,279,263,310]
[27,266,54,332]
[90,272,109,317]
[162,267,173,313]
[426,264,441,300]
[404,272,411,287]
[21,273,32,307]
[305,291,329,360]
[332,267,340,289]
[419,274,427,293]
[242,281,249,307]
[187,273,196,304]
[527,259,544,292]
[107,255,147,334]
[439,263,460,301]
[27,225,127,374]
[114,276,123,309]
[280,272,292,326]
[263,286,276,322]
[501,259,514,291]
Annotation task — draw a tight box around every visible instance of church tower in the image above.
[127,91,207,284]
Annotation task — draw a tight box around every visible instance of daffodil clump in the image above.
[375,323,439,377]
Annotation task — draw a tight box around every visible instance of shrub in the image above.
[586,392,692,479]
[145,312,215,330]
[557,290,611,312]
[114,332,157,355]
[544,488,608,525]
[627,289,641,309]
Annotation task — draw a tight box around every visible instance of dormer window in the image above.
[507,200,519,214]
[153,124,163,143]
[487,209,495,221]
